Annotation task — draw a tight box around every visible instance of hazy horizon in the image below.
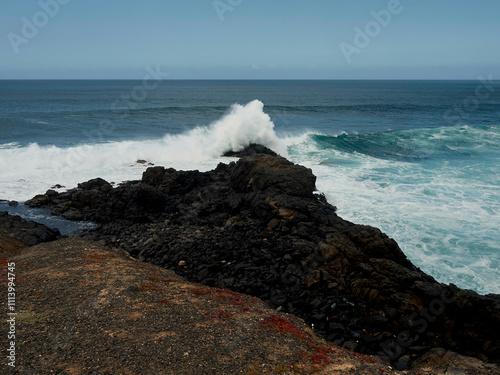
[2,78,498,81]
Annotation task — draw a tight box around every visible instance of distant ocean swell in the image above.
[311,124,500,161]
[1,100,499,294]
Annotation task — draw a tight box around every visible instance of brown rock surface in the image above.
[1,238,397,375]
[1,237,498,374]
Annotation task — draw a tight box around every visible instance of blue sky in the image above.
[1,0,499,79]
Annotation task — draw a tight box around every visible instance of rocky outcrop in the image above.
[222,142,278,157]
[26,177,176,223]
[411,348,500,374]
[0,211,61,257]
[24,146,500,369]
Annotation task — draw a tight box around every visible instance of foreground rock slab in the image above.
[3,238,498,374]
[1,238,401,375]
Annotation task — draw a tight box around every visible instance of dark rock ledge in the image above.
[0,211,61,257]
[24,145,500,370]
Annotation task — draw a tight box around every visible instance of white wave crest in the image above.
[0,100,289,201]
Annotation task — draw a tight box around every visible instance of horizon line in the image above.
[0,78,496,81]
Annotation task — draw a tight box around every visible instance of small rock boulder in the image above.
[230,155,316,198]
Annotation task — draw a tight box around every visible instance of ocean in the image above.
[1,79,499,295]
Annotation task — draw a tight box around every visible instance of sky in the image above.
[0,0,499,79]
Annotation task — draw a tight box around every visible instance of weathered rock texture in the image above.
[25,146,500,369]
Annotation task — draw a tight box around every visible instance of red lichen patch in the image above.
[259,314,312,343]
[0,258,29,286]
[353,351,378,364]
[217,310,231,320]
[200,308,233,327]
[246,342,383,374]
[0,258,10,278]
[303,344,340,369]
[162,277,180,283]
[214,289,248,307]
[189,287,253,310]
[138,282,163,291]
[157,298,176,306]
[192,288,212,296]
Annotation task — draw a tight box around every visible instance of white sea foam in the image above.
[0,142,21,149]
[288,132,500,294]
[0,100,288,201]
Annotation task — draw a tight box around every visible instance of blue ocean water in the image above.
[1,80,499,294]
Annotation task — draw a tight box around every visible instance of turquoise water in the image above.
[1,80,499,294]
[290,125,500,294]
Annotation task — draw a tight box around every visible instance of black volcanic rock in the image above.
[222,143,278,157]
[230,155,317,198]
[27,181,176,224]
[77,177,112,192]
[24,148,500,367]
[0,211,61,255]
[142,167,211,196]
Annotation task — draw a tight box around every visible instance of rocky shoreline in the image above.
[9,144,500,370]
[0,211,61,258]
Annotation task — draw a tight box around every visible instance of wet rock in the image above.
[25,194,51,208]
[78,177,112,192]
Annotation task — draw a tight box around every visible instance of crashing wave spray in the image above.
[0,100,288,201]
[159,99,288,160]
